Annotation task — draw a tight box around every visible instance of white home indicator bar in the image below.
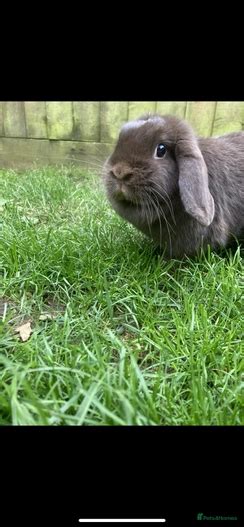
[78,520,166,523]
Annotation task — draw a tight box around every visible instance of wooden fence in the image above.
[0,102,244,169]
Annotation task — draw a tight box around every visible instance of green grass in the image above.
[0,166,243,425]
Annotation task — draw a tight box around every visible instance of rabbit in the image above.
[102,114,244,258]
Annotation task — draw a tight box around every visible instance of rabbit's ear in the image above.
[176,137,215,226]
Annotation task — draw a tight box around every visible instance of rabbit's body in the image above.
[103,115,244,258]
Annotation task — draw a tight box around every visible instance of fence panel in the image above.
[3,102,26,137]
[25,102,48,138]
[1,102,244,169]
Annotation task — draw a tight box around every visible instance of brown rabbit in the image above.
[103,114,244,258]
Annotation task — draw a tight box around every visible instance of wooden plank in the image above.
[3,102,26,137]
[100,102,128,143]
[46,102,73,139]
[0,137,113,170]
[156,102,187,118]
[0,138,50,169]
[212,102,244,136]
[128,102,157,120]
[49,140,113,169]
[72,102,100,141]
[0,102,3,136]
[185,101,216,136]
[25,102,48,138]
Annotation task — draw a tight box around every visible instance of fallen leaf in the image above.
[15,322,32,342]
[21,215,40,225]
[39,313,54,321]
[29,217,40,225]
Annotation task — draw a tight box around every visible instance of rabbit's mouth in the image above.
[114,189,141,207]
[114,187,129,202]
[113,182,134,203]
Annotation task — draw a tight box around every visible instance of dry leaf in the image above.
[21,215,40,225]
[15,322,32,342]
[39,313,54,321]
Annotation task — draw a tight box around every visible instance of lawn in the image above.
[0,167,243,425]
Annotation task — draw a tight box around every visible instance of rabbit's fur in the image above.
[103,114,244,258]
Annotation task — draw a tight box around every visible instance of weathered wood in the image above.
[49,139,113,169]
[1,102,244,171]
[212,102,244,136]
[3,102,26,137]
[73,102,100,141]
[0,137,113,170]
[128,102,157,120]
[25,102,48,138]
[46,102,73,139]
[185,101,216,136]
[0,138,50,169]
[100,102,128,143]
[156,102,187,118]
[0,103,3,136]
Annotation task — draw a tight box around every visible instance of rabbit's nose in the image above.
[111,165,133,181]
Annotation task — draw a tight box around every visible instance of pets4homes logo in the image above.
[197,512,238,521]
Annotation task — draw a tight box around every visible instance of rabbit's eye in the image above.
[155,143,167,158]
